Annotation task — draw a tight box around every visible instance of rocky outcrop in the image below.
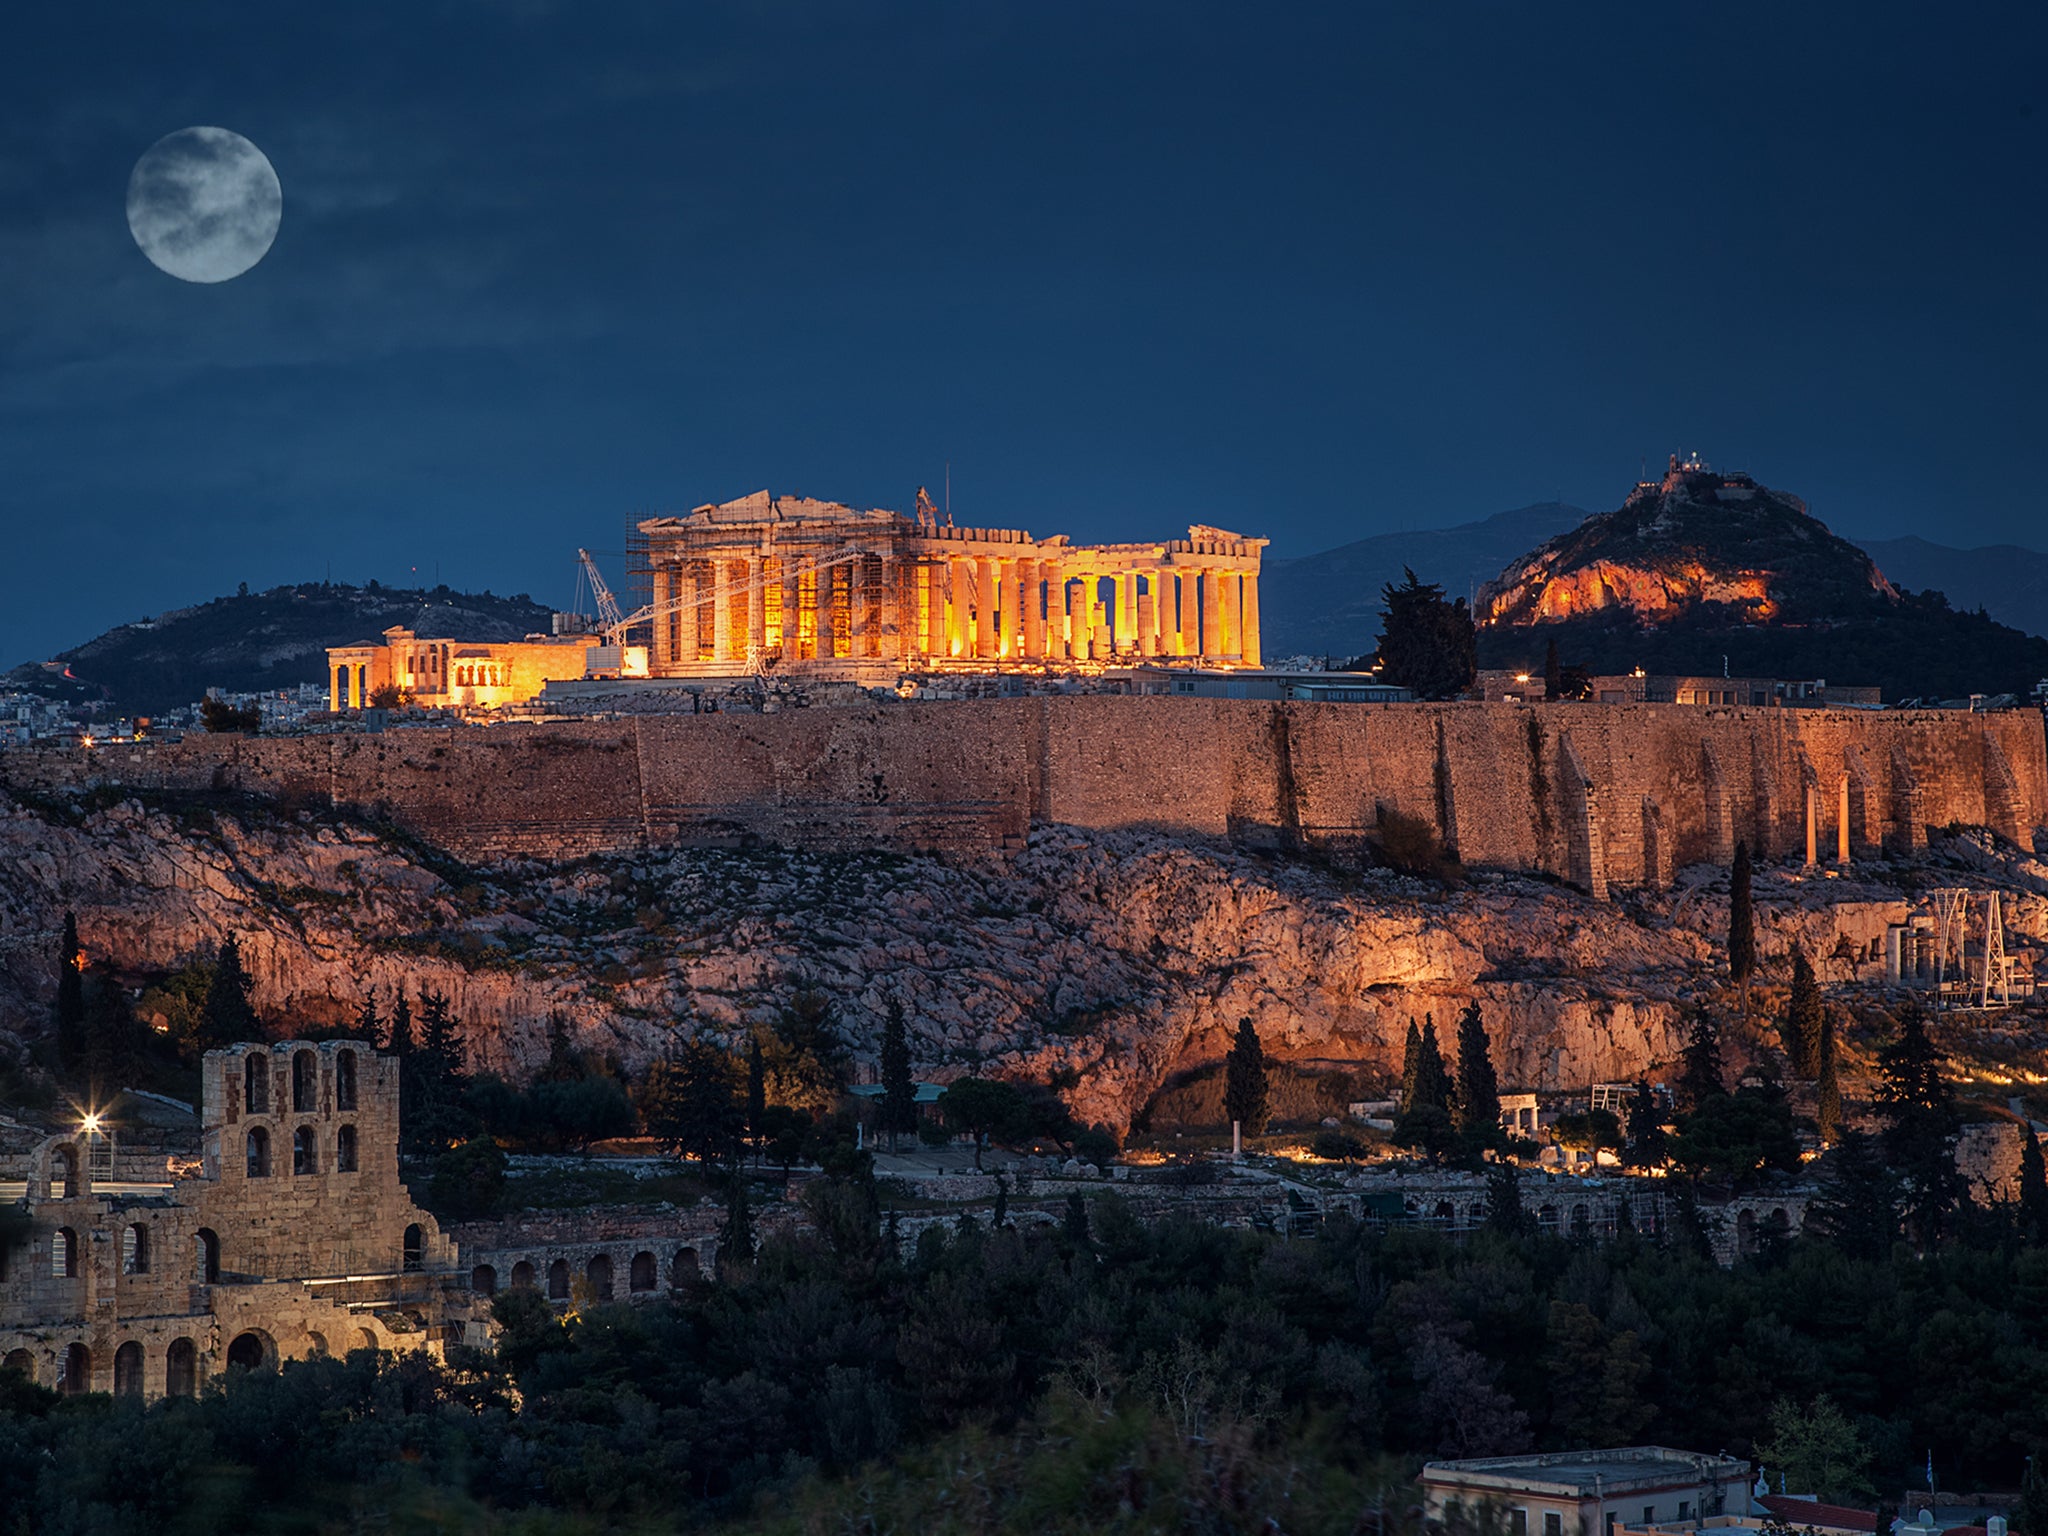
[3,788,2041,1130]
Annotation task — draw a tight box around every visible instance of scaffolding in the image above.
[1885,888,2031,1010]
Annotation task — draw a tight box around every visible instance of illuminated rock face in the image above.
[1481,458,1895,630]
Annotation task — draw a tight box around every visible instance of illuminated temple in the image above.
[638,489,1266,679]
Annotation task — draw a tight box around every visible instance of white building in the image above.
[1419,1447,1754,1536]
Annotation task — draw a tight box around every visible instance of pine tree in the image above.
[1452,1002,1500,1139]
[418,988,460,1079]
[1815,1013,1844,1146]
[1224,1017,1270,1145]
[2017,1127,2048,1245]
[1808,1131,1900,1261]
[198,933,259,1049]
[350,993,381,1044]
[879,999,916,1149]
[1729,841,1757,987]
[80,974,142,1097]
[1625,1080,1667,1168]
[644,1041,744,1164]
[1677,1008,1727,1114]
[55,912,86,1070]
[1875,1000,1963,1248]
[1784,949,1823,1077]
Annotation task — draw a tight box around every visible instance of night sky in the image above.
[5,3,2044,668]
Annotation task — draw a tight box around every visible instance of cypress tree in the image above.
[55,913,86,1070]
[351,993,381,1043]
[1784,949,1823,1077]
[1543,637,1562,702]
[2017,1458,2048,1536]
[747,1033,768,1151]
[1676,1008,1726,1114]
[386,990,415,1055]
[2018,1128,2048,1245]
[717,1171,755,1275]
[1399,1019,1424,1112]
[879,999,916,1149]
[1452,1001,1501,1147]
[198,933,259,1049]
[1395,1015,1458,1161]
[1416,1016,1454,1114]
[1224,1017,1271,1142]
[1729,841,1757,987]
[1815,1012,1844,1146]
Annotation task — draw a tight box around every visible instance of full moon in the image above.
[126,127,282,284]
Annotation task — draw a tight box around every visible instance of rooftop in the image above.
[1422,1447,1751,1497]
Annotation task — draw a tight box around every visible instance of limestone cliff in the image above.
[2,787,2040,1130]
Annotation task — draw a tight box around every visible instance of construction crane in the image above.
[576,549,624,635]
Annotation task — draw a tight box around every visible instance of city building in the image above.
[634,490,1265,680]
[1419,1447,1755,1536]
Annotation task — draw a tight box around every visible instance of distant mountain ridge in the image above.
[7,583,557,716]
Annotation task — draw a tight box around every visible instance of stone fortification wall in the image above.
[4,702,2043,892]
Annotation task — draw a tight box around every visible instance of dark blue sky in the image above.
[5,2,2045,667]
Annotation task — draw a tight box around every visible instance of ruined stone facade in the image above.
[0,1042,473,1397]
[637,490,1266,678]
[328,624,601,711]
[6,701,2042,897]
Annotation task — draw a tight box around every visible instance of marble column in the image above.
[1199,569,1223,659]
[651,565,673,670]
[974,556,996,660]
[1240,570,1261,667]
[1116,572,1136,652]
[849,557,867,658]
[748,557,767,661]
[713,562,733,663]
[1138,588,1157,656]
[679,568,700,662]
[1837,775,1852,865]
[1219,568,1240,659]
[1021,559,1044,658]
[1175,571,1197,657]
[1003,559,1024,658]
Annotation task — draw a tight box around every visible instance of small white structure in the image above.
[1500,1093,1539,1139]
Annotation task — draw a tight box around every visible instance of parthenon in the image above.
[638,489,1266,678]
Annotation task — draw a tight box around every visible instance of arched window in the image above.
[335,1124,358,1173]
[59,1342,91,1395]
[53,1227,77,1279]
[1432,1200,1455,1223]
[629,1251,656,1293]
[226,1332,270,1372]
[670,1248,699,1288]
[547,1259,569,1299]
[246,1127,271,1178]
[586,1253,613,1301]
[1537,1204,1559,1232]
[306,1331,330,1357]
[4,1349,37,1384]
[355,1327,378,1353]
[293,1049,317,1112]
[245,1053,270,1113]
[472,1264,498,1296]
[511,1260,536,1289]
[52,1144,78,1199]
[196,1228,221,1284]
[336,1050,357,1111]
[292,1125,317,1175]
[166,1338,199,1397]
[1738,1208,1758,1256]
[1570,1202,1591,1237]
[403,1223,424,1272]
[113,1341,144,1397]
[122,1223,150,1275]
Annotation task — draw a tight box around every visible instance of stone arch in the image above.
[293,1049,317,1113]
[547,1258,570,1300]
[336,1123,358,1173]
[1570,1202,1591,1237]
[354,1328,378,1352]
[587,1253,614,1301]
[60,1341,91,1395]
[1432,1199,1455,1223]
[402,1223,424,1272]
[245,1052,270,1113]
[50,1142,79,1199]
[629,1251,657,1293]
[293,1124,317,1175]
[195,1227,221,1284]
[122,1222,150,1275]
[670,1247,699,1287]
[306,1330,330,1357]
[1737,1207,1758,1256]
[113,1341,144,1397]
[166,1338,199,1397]
[1537,1204,1559,1233]
[511,1260,536,1289]
[3,1349,34,1383]
[226,1330,275,1372]
[53,1225,77,1278]
[472,1264,498,1297]
[246,1126,271,1177]
[336,1049,358,1111]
